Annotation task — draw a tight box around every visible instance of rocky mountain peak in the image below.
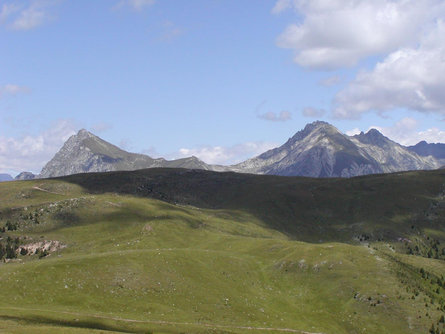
[285,120,341,146]
[303,121,338,134]
[38,130,218,178]
[353,128,390,146]
[76,129,95,140]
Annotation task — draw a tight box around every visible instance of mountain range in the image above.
[15,121,445,179]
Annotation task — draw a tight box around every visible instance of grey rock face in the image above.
[15,172,36,180]
[232,121,439,177]
[351,131,438,173]
[39,129,218,178]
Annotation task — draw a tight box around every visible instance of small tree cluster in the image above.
[0,237,20,260]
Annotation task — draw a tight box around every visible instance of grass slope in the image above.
[0,170,444,333]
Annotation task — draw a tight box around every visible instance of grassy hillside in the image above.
[0,170,444,333]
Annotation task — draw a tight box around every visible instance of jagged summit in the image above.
[77,128,93,137]
[288,121,339,141]
[233,121,439,177]
[353,128,390,146]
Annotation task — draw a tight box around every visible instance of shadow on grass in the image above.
[0,314,152,333]
[60,167,445,243]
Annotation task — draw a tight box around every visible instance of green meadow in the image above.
[1,169,445,333]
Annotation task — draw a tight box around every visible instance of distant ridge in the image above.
[30,122,444,179]
[407,141,445,162]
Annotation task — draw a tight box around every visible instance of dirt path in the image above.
[32,185,65,196]
[0,306,325,334]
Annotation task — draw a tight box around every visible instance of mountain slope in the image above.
[39,129,217,178]
[1,169,445,333]
[351,129,439,173]
[233,121,439,177]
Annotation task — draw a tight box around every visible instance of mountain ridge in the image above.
[232,121,439,177]
[38,129,228,178]
[20,121,445,179]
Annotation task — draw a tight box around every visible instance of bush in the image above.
[39,249,49,259]
[5,244,16,259]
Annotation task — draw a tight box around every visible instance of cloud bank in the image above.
[275,0,444,70]
[333,21,445,118]
[174,142,278,165]
[0,120,77,175]
[274,0,445,119]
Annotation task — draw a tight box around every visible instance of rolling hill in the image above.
[0,169,445,333]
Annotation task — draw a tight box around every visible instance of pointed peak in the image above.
[304,120,333,129]
[75,129,96,141]
[366,128,384,136]
[284,121,342,146]
[300,121,340,136]
[354,128,392,146]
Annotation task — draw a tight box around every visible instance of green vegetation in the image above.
[0,169,445,333]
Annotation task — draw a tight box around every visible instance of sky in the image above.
[1,0,445,176]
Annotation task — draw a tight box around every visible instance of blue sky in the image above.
[1,0,445,175]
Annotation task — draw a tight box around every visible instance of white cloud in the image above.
[275,0,445,70]
[348,117,445,145]
[173,142,278,165]
[0,1,58,31]
[0,120,77,175]
[0,84,30,97]
[114,0,155,11]
[346,128,361,136]
[302,107,325,118]
[333,20,445,119]
[271,0,292,14]
[258,110,292,122]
